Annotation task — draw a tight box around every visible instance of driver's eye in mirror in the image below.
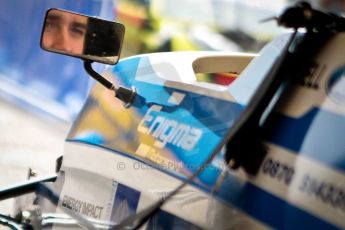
[41,9,125,65]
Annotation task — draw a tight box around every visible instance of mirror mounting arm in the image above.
[84,60,113,90]
[83,61,136,108]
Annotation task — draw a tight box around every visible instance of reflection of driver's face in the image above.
[42,10,87,54]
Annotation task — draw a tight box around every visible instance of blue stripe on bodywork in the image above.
[210,173,339,229]
[233,183,338,230]
[265,108,345,172]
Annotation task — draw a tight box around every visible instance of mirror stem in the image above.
[84,61,113,90]
[83,61,136,107]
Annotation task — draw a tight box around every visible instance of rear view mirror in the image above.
[41,9,125,65]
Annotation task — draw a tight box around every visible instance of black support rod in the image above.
[0,174,57,201]
[84,61,114,90]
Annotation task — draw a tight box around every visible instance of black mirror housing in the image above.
[40,8,125,65]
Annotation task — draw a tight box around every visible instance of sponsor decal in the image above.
[137,105,203,151]
[299,174,345,213]
[261,157,295,186]
[61,195,104,219]
[111,182,141,223]
[253,144,345,229]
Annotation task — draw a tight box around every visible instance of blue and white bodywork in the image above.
[53,33,345,229]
